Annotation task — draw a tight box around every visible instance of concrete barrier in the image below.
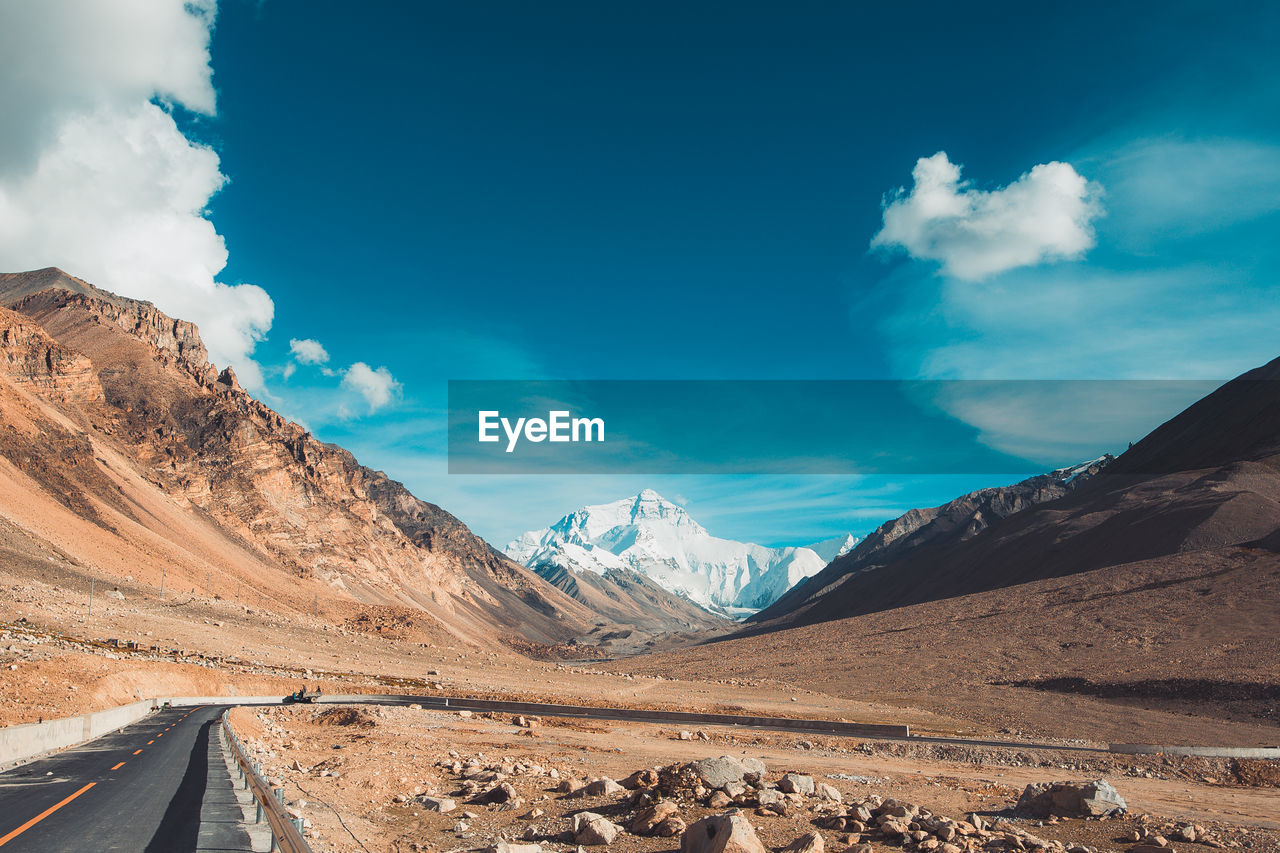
[1109,743,1280,759]
[0,698,155,769]
[158,695,285,707]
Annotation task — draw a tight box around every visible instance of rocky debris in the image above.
[681,813,767,853]
[654,815,687,837]
[1016,779,1127,818]
[780,831,823,853]
[581,777,624,797]
[417,795,456,812]
[489,843,543,853]
[573,811,622,845]
[777,773,814,796]
[708,791,732,809]
[475,782,520,805]
[815,782,840,802]
[621,768,659,789]
[631,801,680,835]
[661,756,767,797]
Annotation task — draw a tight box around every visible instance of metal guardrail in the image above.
[221,710,312,853]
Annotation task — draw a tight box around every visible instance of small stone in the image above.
[708,791,732,808]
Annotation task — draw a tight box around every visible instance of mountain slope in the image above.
[507,490,846,614]
[756,356,1280,630]
[0,267,615,648]
[613,360,1280,744]
[753,456,1113,625]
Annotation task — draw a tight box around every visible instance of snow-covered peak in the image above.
[505,490,853,617]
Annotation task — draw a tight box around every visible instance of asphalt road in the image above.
[0,704,247,852]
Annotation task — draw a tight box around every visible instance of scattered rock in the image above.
[654,816,686,838]
[693,756,753,789]
[417,796,457,813]
[632,801,680,835]
[573,812,621,845]
[490,843,542,853]
[476,782,520,805]
[815,783,841,802]
[621,769,659,789]
[581,777,624,797]
[707,791,732,809]
[781,831,823,853]
[681,813,767,853]
[1016,779,1127,818]
[778,773,815,796]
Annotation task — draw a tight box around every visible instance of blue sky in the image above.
[2,1,1278,546]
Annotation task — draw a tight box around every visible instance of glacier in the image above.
[504,489,858,616]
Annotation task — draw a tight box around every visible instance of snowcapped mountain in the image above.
[505,490,856,615]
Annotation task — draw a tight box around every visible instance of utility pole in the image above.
[312,593,317,616]
[206,570,211,599]
[89,578,94,616]
[160,567,165,598]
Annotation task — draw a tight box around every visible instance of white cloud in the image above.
[341,362,401,412]
[289,338,330,365]
[872,151,1103,280]
[0,0,274,389]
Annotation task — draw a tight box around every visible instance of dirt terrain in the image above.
[225,703,1280,853]
[609,548,1280,747]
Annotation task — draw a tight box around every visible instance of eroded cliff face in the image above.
[0,268,598,647]
[0,306,103,404]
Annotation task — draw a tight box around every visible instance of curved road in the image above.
[0,705,251,852]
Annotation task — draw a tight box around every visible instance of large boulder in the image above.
[693,757,750,789]
[778,774,815,796]
[681,813,767,853]
[573,812,622,845]
[1016,779,1127,817]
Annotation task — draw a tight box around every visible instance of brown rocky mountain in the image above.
[616,359,1280,744]
[0,267,705,650]
[752,456,1114,626]
[752,356,1280,629]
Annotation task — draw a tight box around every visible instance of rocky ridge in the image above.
[0,267,619,647]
